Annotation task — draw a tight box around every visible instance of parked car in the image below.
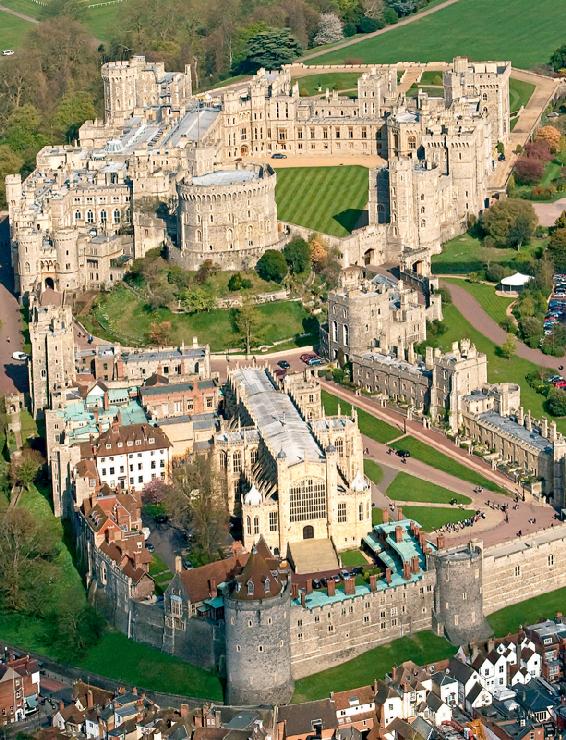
[396,449,411,458]
[11,351,28,361]
[307,356,323,366]
[146,542,155,553]
[277,359,291,369]
[2,49,15,56]
[271,152,287,159]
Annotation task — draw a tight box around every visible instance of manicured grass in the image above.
[307,0,565,70]
[80,284,313,350]
[77,632,223,700]
[83,3,122,41]
[364,458,384,484]
[407,84,443,98]
[0,0,41,17]
[275,166,368,238]
[292,73,360,97]
[292,631,456,702]
[509,78,535,115]
[419,71,443,86]
[340,549,368,568]
[390,436,503,492]
[386,472,471,505]
[372,507,383,525]
[442,279,514,325]
[0,10,33,48]
[488,587,566,638]
[428,300,566,436]
[431,233,543,275]
[401,505,477,532]
[321,389,398,443]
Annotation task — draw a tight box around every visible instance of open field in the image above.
[0,9,33,48]
[275,166,368,238]
[390,437,503,492]
[321,389,398,443]
[488,586,566,637]
[307,0,565,69]
[79,284,313,351]
[386,472,471,505]
[431,233,544,275]
[441,279,514,326]
[401,505,477,532]
[292,631,456,702]
[292,72,360,97]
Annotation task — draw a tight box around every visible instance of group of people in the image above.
[437,510,486,533]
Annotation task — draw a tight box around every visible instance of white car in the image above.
[12,351,28,361]
[2,50,15,56]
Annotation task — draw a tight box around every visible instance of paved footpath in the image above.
[441,279,565,368]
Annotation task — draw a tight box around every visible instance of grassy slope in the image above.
[488,587,566,637]
[321,389,398,443]
[307,0,565,69]
[431,233,543,275]
[441,279,514,325]
[80,285,312,350]
[391,437,503,492]
[401,505,477,532]
[292,631,456,702]
[509,78,535,114]
[275,166,368,238]
[0,10,33,48]
[386,472,471,504]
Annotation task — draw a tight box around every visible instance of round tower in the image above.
[5,173,22,212]
[431,540,492,645]
[224,543,294,705]
[16,229,43,295]
[53,228,80,292]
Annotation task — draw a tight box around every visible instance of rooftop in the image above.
[476,411,552,453]
[192,169,257,187]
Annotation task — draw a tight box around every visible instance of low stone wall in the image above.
[482,523,566,615]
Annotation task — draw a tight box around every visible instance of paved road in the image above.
[533,197,566,227]
[0,215,28,395]
[301,0,462,61]
[442,279,565,368]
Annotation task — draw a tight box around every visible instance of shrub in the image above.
[514,157,544,185]
[485,263,510,283]
[523,140,553,163]
[228,273,243,291]
[358,15,382,32]
[530,186,556,200]
[546,387,566,416]
[255,250,288,283]
[383,6,398,23]
[343,22,358,36]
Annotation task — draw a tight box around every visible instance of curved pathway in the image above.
[0,3,38,23]
[301,0,462,61]
[441,279,564,369]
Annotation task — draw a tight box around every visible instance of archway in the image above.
[412,260,424,276]
[363,248,374,266]
[303,525,314,540]
[240,145,249,157]
[45,277,55,290]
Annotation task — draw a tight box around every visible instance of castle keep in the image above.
[6,55,510,295]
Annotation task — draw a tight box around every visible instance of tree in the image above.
[256,249,288,283]
[518,317,543,348]
[361,0,385,19]
[536,125,562,153]
[3,106,47,165]
[499,333,516,359]
[550,210,566,234]
[283,237,311,274]
[548,228,566,272]
[523,140,553,163]
[549,44,566,72]
[41,0,86,20]
[9,449,44,492]
[313,13,343,45]
[52,91,98,142]
[167,454,228,566]
[358,15,381,31]
[0,506,58,612]
[148,320,172,345]
[142,478,172,505]
[51,603,105,658]
[228,272,252,291]
[481,199,536,248]
[236,27,302,73]
[181,287,216,313]
[310,233,328,272]
[195,259,220,284]
[320,244,342,288]
[0,146,24,208]
[514,157,544,185]
[235,296,260,355]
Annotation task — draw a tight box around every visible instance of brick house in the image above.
[0,655,40,724]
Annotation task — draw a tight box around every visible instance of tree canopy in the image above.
[480,199,536,249]
[255,249,288,283]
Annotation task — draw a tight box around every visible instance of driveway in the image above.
[0,214,28,395]
[532,197,566,227]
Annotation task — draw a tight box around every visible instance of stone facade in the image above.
[7,55,510,296]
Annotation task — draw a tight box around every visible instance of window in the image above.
[246,516,251,535]
[548,554,555,567]
[253,516,259,535]
[247,580,254,595]
[87,210,94,223]
[269,511,278,532]
[290,478,326,522]
[100,209,107,223]
[233,450,242,473]
[514,565,521,577]
[337,502,347,523]
[171,596,182,618]
[113,209,121,224]
[359,503,364,521]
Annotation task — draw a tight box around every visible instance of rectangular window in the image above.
[290,479,326,522]
[337,502,347,523]
[269,511,278,532]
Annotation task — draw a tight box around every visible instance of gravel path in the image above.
[442,280,565,368]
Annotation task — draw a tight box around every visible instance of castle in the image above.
[6,55,510,295]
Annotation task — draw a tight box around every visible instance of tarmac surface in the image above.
[0,215,27,395]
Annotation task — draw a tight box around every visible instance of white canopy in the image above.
[500,272,533,287]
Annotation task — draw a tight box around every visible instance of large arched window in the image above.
[86,210,94,224]
[75,210,81,221]
[343,324,349,347]
[100,209,107,223]
[246,515,251,535]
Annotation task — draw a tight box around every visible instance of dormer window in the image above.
[106,443,111,449]
[135,439,141,445]
[149,438,155,444]
[127,440,133,447]
[247,580,254,596]
[264,578,270,593]
[117,442,123,448]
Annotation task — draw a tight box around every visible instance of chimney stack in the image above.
[436,534,445,550]
[306,578,313,594]
[395,525,403,543]
[382,508,389,524]
[344,578,355,595]
[291,582,299,600]
[369,574,377,592]
[175,555,182,573]
[411,555,420,573]
[385,567,392,584]
[403,561,411,580]
[327,579,336,596]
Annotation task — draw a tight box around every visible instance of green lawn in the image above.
[292,73,360,97]
[401,505,477,532]
[372,507,383,525]
[509,78,535,115]
[428,300,566,436]
[275,166,368,238]
[307,0,565,70]
[488,587,566,637]
[292,631,456,702]
[83,3,123,40]
[391,436,503,492]
[321,389,398,443]
[0,0,41,16]
[0,10,33,48]
[364,458,384,484]
[386,472,471,505]
[80,284,313,350]
[442,279,514,325]
[431,233,543,275]
[340,549,368,567]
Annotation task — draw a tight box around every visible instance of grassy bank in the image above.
[401,505,477,532]
[321,389,398,443]
[488,587,566,637]
[386,472,471,504]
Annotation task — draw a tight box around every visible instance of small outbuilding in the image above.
[498,272,533,294]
